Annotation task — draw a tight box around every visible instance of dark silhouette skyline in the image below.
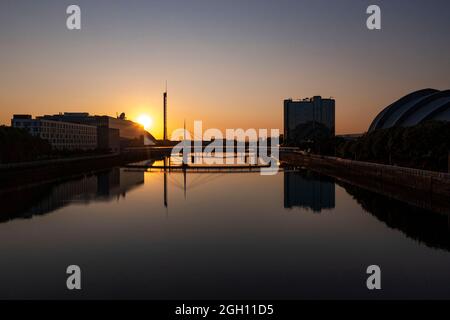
[1,1,450,135]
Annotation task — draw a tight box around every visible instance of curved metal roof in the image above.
[368,89,450,132]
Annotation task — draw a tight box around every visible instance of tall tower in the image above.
[163,86,167,141]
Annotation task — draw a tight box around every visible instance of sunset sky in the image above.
[1,0,449,138]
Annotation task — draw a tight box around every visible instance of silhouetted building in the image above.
[337,133,364,141]
[11,115,97,150]
[38,112,156,150]
[284,96,335,144]
[284,171,335,212]
[97,127,120,153]
[369,89,450,132]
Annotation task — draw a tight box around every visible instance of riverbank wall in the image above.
[0,147,172,191]
[280,151,450,214]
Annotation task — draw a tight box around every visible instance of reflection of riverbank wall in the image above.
[0,148,170,191]
[341,181,450,251]
[280,152,450,214]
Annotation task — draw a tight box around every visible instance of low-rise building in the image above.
[97,127,120,153]
[38,112,156,149]
[11,115,97,151]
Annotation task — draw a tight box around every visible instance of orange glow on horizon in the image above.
[136,114,154,131]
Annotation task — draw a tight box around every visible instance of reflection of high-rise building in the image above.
[283,96,335,144]
[284,171,335,212]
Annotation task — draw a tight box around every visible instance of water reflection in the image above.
[1,164,450,298]
[0,168,144,223]
[284,170,335,212]
[342,182,450,252]
[282,169,450,251]
[2,165,448,253]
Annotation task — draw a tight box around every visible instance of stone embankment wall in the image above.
[280,152,450,197]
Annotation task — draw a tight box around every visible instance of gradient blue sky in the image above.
[1,0,449,137]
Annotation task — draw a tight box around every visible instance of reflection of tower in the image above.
[163,85,168,141]
[284,171,335,212]
[162,156,187,208]
[164,157,168,208]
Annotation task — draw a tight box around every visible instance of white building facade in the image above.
[12,115,97,151]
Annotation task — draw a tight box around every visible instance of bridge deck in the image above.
[124,164,272,170]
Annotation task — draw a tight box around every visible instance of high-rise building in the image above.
[283,96,335,144]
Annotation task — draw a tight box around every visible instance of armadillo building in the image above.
[369,89,450,132]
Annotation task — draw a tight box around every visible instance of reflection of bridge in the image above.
[126,155,275,209]
[125,151,278,209]
[125,164,271,172]
[124,152,274,171]
[139,156,275,209]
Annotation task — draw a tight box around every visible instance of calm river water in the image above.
[1,164,450,299]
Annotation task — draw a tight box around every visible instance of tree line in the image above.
[0,126,52,163]
[0,126,104,164]
[334,121,450,172]
[286,121,450,172]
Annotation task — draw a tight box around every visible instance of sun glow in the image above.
[136,114,153,130]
